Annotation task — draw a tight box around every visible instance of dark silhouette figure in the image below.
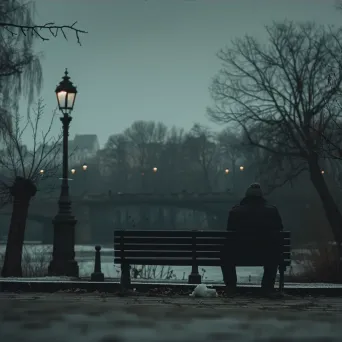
[221,183,284,293]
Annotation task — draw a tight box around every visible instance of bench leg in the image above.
[188,273,202,284]
[188,265,201,284]
[121,263,131,291]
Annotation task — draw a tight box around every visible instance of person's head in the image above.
[245,183,263,198]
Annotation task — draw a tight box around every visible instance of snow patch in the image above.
[189,284,218,297]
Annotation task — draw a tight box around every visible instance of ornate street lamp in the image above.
[239,166,244,171]
[71,168,76,175]
[152,167,158,173]
[48,69,79,277]
[82,163,88,171]
[224,168,229,174]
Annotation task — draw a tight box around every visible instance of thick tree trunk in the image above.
[1,177,37,277]
[307,155,342,279]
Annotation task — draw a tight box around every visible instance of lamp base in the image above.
[188,273,202,284]
[48,259,79,278]
[91,272,105,282]
[48,213,79,278]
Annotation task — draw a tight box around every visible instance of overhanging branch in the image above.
[0,21,87,45]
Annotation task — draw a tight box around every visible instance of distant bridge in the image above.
[40,191,237,204]
[12,192,240,218]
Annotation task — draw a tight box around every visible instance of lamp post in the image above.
[224,168,230,192]
[82,163,88,195]
[237,165,245,194]
[141,171,145,192]
[152,166,158,193]
[48,69,79,277]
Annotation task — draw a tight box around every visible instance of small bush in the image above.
[131,265,176,280]
[21,245,52,277]
[0,244,52,277]
[114,264,176,280]
[287,243,341,283]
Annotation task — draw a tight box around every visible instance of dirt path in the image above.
[1,293,342,341]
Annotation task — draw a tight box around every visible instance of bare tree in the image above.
[0,1,42,115]
[217,128,245,191]
[0,1,87,119]
[208,21,342,268]
[239,124,308,194]
[101,133,131,192]
[183,124,221,192]
[0,99,62,277]
[123,121,168,191]
[160,126,186,192]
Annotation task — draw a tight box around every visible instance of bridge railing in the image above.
[34,192,235,202]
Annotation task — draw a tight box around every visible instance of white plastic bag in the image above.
[189,284,218,298]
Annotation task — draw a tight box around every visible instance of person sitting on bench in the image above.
[221,183,284,294]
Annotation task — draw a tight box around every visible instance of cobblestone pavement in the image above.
[1,293,342,341]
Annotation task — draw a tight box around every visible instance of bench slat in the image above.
[114,230,291,238]
[115,237,192,245]
[114,237,291,245]
[114,230,291,270]
[114,243,291,252]
[114,243,212,251]
[114,257,291,267]
[114,250,291,259]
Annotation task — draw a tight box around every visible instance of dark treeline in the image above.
[64,120,342,201]
[67,120,297,196]
[98,121,250,195]
[44,121,249,196]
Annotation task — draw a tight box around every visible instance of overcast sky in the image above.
[23,0,342,148]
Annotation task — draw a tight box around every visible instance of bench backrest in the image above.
[114,230,291,266]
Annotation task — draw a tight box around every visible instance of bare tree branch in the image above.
[208,21,342,179]
[0,0,87,123]
[0,21,88,46]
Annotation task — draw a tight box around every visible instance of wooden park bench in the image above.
[114,230,291,291]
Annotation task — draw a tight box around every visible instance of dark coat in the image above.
[227,197,283,232]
